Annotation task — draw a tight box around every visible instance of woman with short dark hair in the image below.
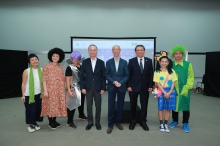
[21,53,43,133]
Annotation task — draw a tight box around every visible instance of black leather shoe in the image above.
[95,124,102,130]
[129,123,136,130]
[140,122,149,131]
[86,123,93,130]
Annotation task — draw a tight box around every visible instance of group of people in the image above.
[21,44,194,134]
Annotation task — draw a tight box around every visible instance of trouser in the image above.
[86,82,102,124]
[24,93,43,124]
[108,87,125,128]
[172,110,190,123]
[129,90,149,124]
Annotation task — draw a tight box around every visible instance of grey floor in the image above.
[0,91,220,146]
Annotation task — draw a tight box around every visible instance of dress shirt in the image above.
[114,57,120,72]
[91,57,97,72]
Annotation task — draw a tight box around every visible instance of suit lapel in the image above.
[117,58,122,74]
[94,58,99,73]
[135,57,142,74]
[111,58,116,73]
[88,58,93,72]
[143,57,148,73]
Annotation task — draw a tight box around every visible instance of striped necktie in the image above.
[140,59,143,73]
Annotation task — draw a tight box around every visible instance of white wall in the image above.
[1,0,220,87]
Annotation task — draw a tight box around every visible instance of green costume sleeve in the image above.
[180,63,194,96]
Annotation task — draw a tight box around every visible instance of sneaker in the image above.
[27,125,36,133]
[67,123,77,129]
[48,123,57,129]
[159,124,164,132]
[34,123,41,131]
[168,121,178,128]
[183,123,190,133]
[164,124,170,133]
[54,121,61,127]
[78,115,88,120]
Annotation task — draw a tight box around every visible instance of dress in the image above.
[41,63,67,117]
[153,69,178,110]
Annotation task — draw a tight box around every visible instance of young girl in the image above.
[153,56,177,133]
[21,54,43,133]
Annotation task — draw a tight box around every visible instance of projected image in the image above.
[71,38,155,63]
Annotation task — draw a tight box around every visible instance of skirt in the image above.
[158,87,176,110]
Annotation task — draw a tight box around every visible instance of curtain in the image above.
[0,49,28,99]
[204,51,220,97]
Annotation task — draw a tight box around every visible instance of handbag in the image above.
[156,73,170,98]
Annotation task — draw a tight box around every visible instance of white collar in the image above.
[90,57,97,61]
[137,57,144,60]
[114,57,120,62]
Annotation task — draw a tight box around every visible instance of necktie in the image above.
[140,59,143,73]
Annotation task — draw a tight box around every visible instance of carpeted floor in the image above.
[0,91,219,146]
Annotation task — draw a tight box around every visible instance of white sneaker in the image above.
[160,124,165,132]
[27,125,36,133]
[164,124,170,133]
[34,123,41,131]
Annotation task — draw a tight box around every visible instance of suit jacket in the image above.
[105,58,129,92]
[127,57,153,92]
[80,58,106,93]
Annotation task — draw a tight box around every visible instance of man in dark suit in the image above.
[127,44,153,131]
[105,45,129,134]
[80,44,106,130]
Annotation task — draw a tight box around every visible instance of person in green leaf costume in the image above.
[168,45,194,133]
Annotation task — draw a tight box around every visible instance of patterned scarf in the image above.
[29,66,42,104]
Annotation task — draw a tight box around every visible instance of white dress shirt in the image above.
[91,57,97,72]
[137,57,144,70]
[114,57,120,73]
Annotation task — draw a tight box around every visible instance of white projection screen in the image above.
[71,37,156,64]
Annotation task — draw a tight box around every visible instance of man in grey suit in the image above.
[105,45,129,134]
[80,44,106,130]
